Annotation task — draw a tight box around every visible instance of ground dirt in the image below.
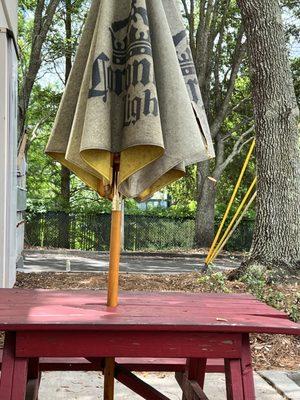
[0,271,298,371]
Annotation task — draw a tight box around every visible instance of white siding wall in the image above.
[0,0,18,288]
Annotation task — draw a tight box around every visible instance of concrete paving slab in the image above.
[38,371,284,399]
[19,252,240,274]
[259,370,300,400]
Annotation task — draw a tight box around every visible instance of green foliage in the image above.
[281,0,300,43]
[198,266,231,293]
[195,266,300,322]
[291,57,300,105]
[21,0,299,231]
[167,165,197,215]
[44,0,89,82]
[240,267,300,322]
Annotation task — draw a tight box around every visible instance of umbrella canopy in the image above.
[45,0,215,201]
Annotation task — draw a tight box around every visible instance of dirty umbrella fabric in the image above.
[45,0,215,201]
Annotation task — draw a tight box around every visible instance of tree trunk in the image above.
[188,1,247,248]
[236,0,300,276]
[58,0,72,248]
[195,160,216,247]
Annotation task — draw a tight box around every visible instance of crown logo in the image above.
[177,48,196,77]
[109,0,152,66]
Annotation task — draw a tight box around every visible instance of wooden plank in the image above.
[26,377,41,400]
[0,307,298,334]
[0,351,225,373]
[11,357,28,400]
[6,307,282,317]
[176,372,209,400]
[240,335,255,400]
[0,297,285,316]
[1,303,267,311]
[115,365,171,400]
[224,359,244,400]
[40,357,102,371]
[0,332,16,400]
[26,358,40,400]
[186,358,207,389]
[0,293,284,308]
[0,290,281,313]
[16,331,242,359]
[27,358,39,380]
[117,357,187,372]
[1,318,298,335]
[0,290,298,335]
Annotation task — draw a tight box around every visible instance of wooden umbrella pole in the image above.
[104,155,122,400]
[107,189,122,307]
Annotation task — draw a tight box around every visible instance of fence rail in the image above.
[25,212,254,252]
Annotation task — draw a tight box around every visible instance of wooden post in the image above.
[107,200,122,307]
[104,155,122,400]
[104,357,116,400]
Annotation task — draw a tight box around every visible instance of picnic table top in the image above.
[0,289,299,335]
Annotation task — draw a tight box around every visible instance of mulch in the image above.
[0,272,298,371]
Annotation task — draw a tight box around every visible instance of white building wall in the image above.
[0,0,18,288]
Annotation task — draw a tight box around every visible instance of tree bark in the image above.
[58,0,72,248]
[189,0,248,248]
[59,166,71,248]
[236,0,300,275]
[195,160,217,247]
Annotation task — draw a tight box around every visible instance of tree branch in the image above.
[210,24,246,138]
[213,125,255,178]
[19,0,60,137]
[214,0,231,109]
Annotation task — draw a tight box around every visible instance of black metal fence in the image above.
[25,212,254,252]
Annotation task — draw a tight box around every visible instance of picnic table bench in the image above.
[0,289,299,400]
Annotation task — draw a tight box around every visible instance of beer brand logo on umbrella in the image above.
[88,0,158,126]
[46,0,215,202]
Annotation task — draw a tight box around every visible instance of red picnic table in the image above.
[0,289,299,400]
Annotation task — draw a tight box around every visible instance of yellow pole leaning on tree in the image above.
[208,177,257,264]
[205,138,256,265]
[209,191,257,264]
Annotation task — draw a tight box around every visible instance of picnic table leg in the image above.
[186,358,207,388]
[0,332,16,400]
[181,358,207,400]
[241,334,255,400]
[224,333,255,400]
[11,357,28,400]
[26,358,41,400]
[0,332,28,400]
[224,359,244,400]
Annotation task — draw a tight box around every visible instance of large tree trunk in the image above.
[236,0,300,276]
[195,160,216,247]
[191,1,246,248]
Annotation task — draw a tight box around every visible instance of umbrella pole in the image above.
[104,159,122,400]
[107,193,122,307]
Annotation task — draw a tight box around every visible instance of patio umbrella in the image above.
[45,0,215,398]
